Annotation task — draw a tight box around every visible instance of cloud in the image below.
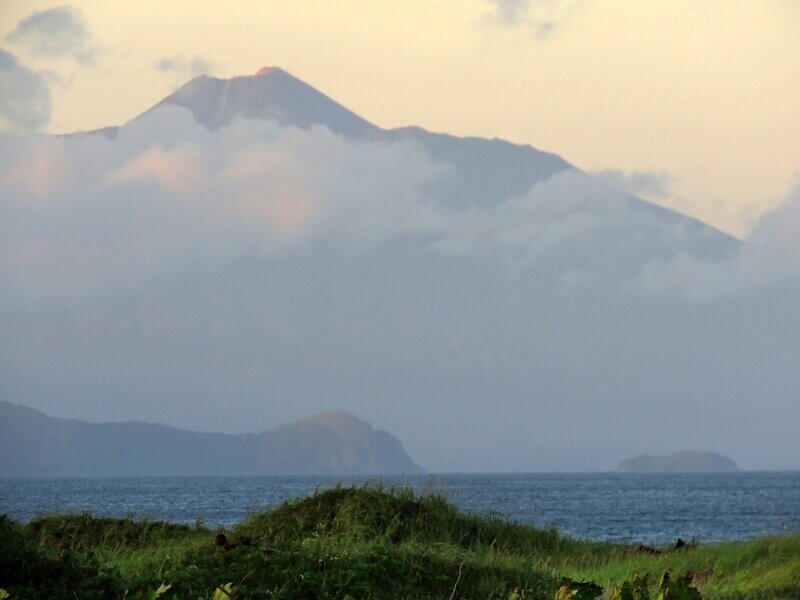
[5,5,94,64]
[155,55,215,78]
[592,169,675,199]
[0,108,443,306]
[486,0,529,27]
[401,169,677,268]
[3,104,788,310]
[635,177,800,300]
[0,105,687,308]
[0,49,51,132]
[484,0,590,39]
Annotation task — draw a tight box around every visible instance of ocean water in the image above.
[1,472,798,546]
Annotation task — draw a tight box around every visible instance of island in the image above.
[617,450,738,473]
[0,401,422,476]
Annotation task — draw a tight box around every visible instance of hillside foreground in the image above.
[1,484,797,599]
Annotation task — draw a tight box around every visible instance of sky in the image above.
[1,0,798,238]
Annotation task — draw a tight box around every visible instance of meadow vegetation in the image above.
[1,483,797,599]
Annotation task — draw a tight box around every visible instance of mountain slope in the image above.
[144,67,380,137]
[0,401,422,476]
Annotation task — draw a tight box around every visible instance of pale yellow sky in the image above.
[2,0,799,236]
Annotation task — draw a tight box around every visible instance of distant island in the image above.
[618,450,738,473]
[0,401,422,476]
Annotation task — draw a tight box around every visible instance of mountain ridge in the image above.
[0,400,422,476]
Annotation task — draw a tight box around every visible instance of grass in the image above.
[1,483,797,599]
[559,535,800,599]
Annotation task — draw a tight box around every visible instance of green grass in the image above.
[557,535,800,599]
[1,483,797,599]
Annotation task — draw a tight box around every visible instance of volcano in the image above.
[145,67,380,137]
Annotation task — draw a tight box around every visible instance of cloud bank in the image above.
[1,106,797,311]
[0,108,441,306]
[0,105,717,309]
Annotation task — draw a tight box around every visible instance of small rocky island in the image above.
[617,450,738,473]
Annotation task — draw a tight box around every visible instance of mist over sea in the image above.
[3,472,798,546]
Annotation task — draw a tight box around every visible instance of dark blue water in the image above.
[1,472,798,545]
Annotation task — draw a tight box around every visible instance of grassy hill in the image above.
[1,484,797,599]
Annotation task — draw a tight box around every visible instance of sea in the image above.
[1,472,798,546]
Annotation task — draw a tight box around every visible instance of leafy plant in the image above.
[125,583,172,600]
[212,582,236,599]
[610,574,650,600]
[555,578,603,599]
[657,571,702,600]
